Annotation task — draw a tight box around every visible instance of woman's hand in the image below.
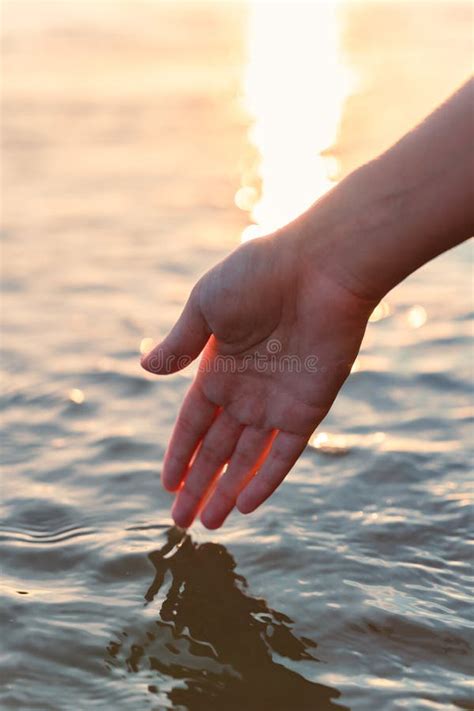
[142,228,374,529]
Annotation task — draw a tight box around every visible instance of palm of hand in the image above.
[142,235,372,528]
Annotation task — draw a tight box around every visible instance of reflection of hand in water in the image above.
[107,527,348,710]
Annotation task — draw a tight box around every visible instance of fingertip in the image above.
[172,515,191,529]
[161,457,187,492]
[200,508,225,530]
[161,461,186,492]
[171,500,195,530]
[140,346,163,374]
[235,494,256,515]
[200,516,221,530]
[200,493,235,529]
[161,475,181,493]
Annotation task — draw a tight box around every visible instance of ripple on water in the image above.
[92,435,156,460]
[2,3,473,709]
[0,498,97,573]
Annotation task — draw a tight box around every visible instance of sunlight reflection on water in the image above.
[1,1,473,709]
[239,1,355,241]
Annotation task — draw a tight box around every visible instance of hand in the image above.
[141,225,375,529]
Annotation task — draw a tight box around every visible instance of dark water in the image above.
[1,2,473,710]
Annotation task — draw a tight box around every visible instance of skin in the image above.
[142,78,473,530]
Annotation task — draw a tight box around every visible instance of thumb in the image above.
[141,286,211,374]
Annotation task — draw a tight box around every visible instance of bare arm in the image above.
[298,77,474,300]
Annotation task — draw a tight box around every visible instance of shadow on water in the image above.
[106,527,348,710]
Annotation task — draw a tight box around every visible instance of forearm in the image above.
[299,78,474,301]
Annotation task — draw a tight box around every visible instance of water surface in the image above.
[1,2,473,709]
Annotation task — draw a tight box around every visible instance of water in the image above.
[1,2,473,709]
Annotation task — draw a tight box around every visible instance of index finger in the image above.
[162,383,218,492]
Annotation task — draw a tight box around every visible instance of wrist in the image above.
[325,161,406,302]
[287,162,398,304]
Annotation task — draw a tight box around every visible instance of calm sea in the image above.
[1,2,473,709]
